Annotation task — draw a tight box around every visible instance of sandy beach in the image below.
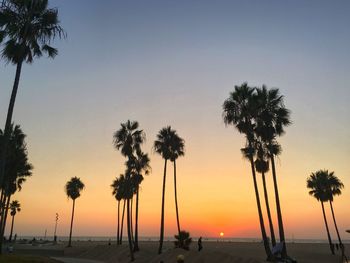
[12,241,348,263]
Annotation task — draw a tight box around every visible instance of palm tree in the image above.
[113,120,145,260]
[65,177,85,248]
[307,170,335,255]
[254,86,291,257]
[222,83,273,260]
[255,142,276,247]
[126,151,151,251]
[324,171,344,248]
[170,131,185,236]
[8,200,20,242]
[111,175,125,245]
[0,124,32,251]
[154,126,182,254]
[0,0,65,192]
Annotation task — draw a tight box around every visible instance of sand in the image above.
[54,241,348,263]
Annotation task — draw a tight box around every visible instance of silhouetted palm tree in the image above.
[0,0,65,193]
[255,142,276,247]
[324,171,344,248]
[65,177,85,248]
[0,124,32,251]
[9,200,20,242]
[126,151,151,251]
[307,171,335,255]
[114,120,145,260]
[111,175,126,245]
[170,131,185,236]
[154,126,185,254]
[222,83,273,260]
[254,86,291,257]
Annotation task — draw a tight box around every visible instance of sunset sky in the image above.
[0,1,349,240]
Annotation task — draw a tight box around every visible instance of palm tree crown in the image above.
[9,200,20,216]
[113,120,145,159]
[0,0,66,64]
[65,177,85,200]
[154,126,185,161]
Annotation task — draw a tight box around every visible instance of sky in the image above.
[0,0,349,240]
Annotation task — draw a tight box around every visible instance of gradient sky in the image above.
[0,0,349,240]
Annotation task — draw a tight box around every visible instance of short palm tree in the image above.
[254,86,291,257]
[324,171,344,248]
[222,83,273,260]
[111,175,126,245]
[0,0,65,190]
[307,170,335,255]
[65,177,85,248]
[9,200,20,242]
[154,126,185,254]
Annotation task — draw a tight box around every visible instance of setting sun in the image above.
[220,232,224,237]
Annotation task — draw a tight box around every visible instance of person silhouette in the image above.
[198,236,203,251]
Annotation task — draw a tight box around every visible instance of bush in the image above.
[174,230,192,250]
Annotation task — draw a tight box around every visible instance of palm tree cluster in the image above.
[222,83,291,261]
[154,126,185,254]
[0,124,32,251]
[307,170,344,255]
[112,120,150,260]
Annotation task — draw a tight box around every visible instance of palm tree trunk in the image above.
[130,196,134,244]
[1,195,11,238]
[270,155,287,257]
[9,215,14,242]
[119,199,126,244]
[68,199,76,247]
[134,185,140,251]
[321,201,334,255]
[126,199,135,261]
[329,201,342,246]
[0,194,11,253]
[249,157,273,260]
[262,172,276,247]
[0,61,23,187]
[173,159,181,235]
[158,159,167,254]
[117,200,120,244]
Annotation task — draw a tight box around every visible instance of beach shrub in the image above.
[174,230,192,250]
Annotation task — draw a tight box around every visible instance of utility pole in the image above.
[54,213,59,243]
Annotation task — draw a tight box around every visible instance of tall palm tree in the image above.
[255,142,276,247]
[154,126,182,254]
[222,83,273,260]
[113,120,145,260]
[324,171,344,248]
[0,0,65,191]
[65,177,85,248]
[170,131,185,236]
[8,200,20,242]
[126,151,151,251]
[307,170,335,255]
[254,86,291,257]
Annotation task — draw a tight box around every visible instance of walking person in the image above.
[198,236,203,251]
